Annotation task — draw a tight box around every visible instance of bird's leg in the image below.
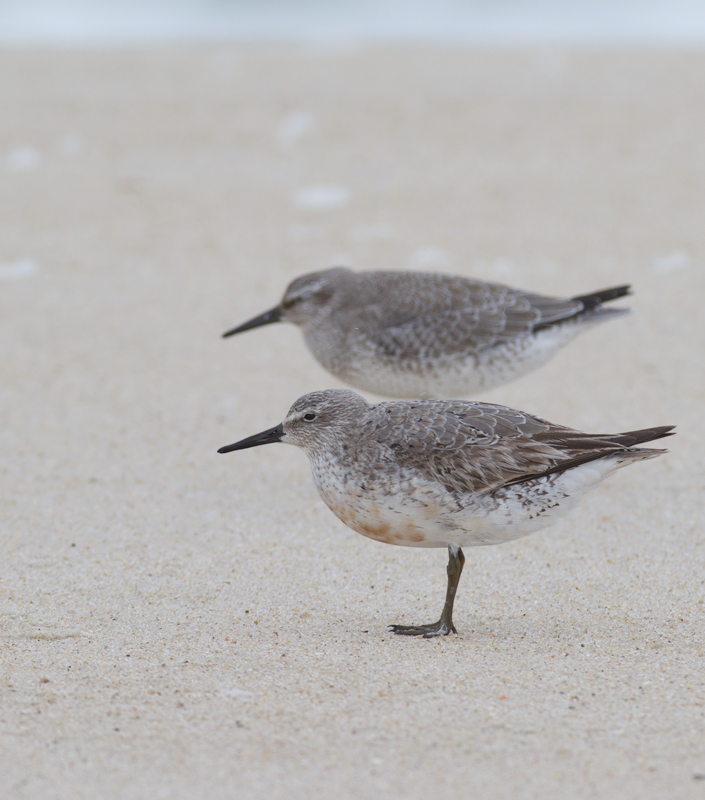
[389,546,465,638]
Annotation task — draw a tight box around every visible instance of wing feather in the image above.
[356,274,584,359]
[364,400,672,496]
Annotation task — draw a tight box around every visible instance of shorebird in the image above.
[223,268,631,398]
[218,389,673,637]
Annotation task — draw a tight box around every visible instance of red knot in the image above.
[218,389,673,638]
[223,267,631,398]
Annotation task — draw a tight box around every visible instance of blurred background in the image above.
[1,3,704,800]
[2,0,705,44]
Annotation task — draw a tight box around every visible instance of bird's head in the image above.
[217,389,369,458]
[222,267,352,337]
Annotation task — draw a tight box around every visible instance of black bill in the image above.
[218,423,284,453]
[222,306,282,338]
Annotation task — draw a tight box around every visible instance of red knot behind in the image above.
[223,267,631,398]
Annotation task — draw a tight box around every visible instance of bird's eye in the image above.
[303,413,316,422]
[282,291,314,310]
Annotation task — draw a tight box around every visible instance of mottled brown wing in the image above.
[366,400,574,495]
[365,400,669,496]
[363,273,582,359]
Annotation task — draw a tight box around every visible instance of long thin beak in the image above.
[222,306,282,338]
[218,423,284,453]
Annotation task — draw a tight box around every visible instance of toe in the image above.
[389,620,454,637]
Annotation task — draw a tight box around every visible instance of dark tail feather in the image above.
[532,284,631,333]
[572,284,631,312]
[608,425,676,448]
[504,424,675,488]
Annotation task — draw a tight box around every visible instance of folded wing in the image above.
[370,400,673,495]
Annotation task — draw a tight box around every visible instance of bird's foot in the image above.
[388,619,456,638]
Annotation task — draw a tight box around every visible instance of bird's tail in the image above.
[604,424,675,465]
[571,284,631,310]
[532,284,632,333]
[504,425,675,487]
[606,425,675,448]
[571,284,632,323]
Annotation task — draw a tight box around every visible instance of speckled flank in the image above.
[339,321,593,399]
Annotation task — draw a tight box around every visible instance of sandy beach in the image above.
[0,45,703,798]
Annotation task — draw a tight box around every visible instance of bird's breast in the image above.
[309,457,449,547]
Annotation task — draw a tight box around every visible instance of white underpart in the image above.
[310,451,633,549]
[449,457,621,547]
[331,321,595,399]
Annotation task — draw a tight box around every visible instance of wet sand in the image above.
[0,46,703,799]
